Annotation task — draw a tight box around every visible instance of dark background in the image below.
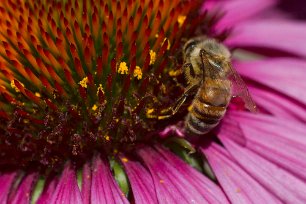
[278,0,306,19]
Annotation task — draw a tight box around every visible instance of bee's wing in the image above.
[227,63,257,112]
[200,50,256,112]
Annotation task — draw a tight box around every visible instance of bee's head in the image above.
[201,39,232,77]
[183,39,200,58]
[202,39,231,57]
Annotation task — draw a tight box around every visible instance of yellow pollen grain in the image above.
[169,70,181,77]
[121,157,129,163]
[79,77,89,88]
[159,179,164,184]
[160,84,166,94]
[147,108,154,114]
[162,38,171,50]
[169,70,175,76]
[149,50,156,65]
[92,104,98,111]
[133,66,143,80]
[10,80,23,92]
[118,61,129,74]
[23,119,29,124]
[178,15,186,27]
[188,105,193,112]
[35,92,41,97]
[155,34,159,38]
[104,135,110,141]
[146,108,156,118]
[97,84,105,95]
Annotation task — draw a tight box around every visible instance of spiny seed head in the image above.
[0,0,223,172]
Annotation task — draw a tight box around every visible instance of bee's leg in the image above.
[200,49,215,79]
[155,84,198,120]
[183,62,196,79]
[157,95,187,119]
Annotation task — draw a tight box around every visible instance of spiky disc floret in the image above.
[0,0,214,171]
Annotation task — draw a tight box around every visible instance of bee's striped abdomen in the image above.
[185,82,230,136]
[185,100,226,135]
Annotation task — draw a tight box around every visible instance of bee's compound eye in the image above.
[184,40,198,55]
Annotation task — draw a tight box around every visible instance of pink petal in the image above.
[249,85,306,122]
[0,172,17,203]
[154,145,229,204]
[226,20,306,58]
[159,125,184,138]
[138,146,226,204]
[201,143,281,204]
[90,155,129,204]
[202,0,277,29]
[219,111,306,181]
[49,164,82,204]
[36,177,58,204]
[221,136,306,203]
[81,162,91,204]
[11,173,38,204]
[121,156,158,204]
[234,58,306,106]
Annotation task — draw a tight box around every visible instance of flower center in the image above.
[0,0,224,172]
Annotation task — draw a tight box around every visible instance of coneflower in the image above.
[0,0,306,203]
[0,0,204,170]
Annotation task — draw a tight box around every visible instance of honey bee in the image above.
[153,36,256,136]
